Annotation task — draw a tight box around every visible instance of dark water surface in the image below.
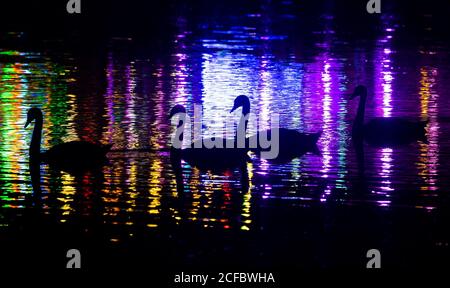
[1,0,450,272]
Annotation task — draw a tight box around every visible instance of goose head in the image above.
[169,104,187,119]
[230,95,250,114]
[25,107,42,128]
[169,104,188,129]
[349,85,367,100]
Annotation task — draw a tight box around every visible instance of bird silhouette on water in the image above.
[168,103,249,172]
[168,102,250,194]
[349,85,427,147]
[230,95,322,163]
[25,107,111,174]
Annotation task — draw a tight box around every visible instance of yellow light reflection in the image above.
[417,67,439,192]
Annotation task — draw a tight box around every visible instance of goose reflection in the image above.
[25,107,111,174]
[230,95,321,163]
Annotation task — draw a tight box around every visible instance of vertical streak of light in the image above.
[101,51,120,225]
[59,173,76,222]
[418,67,439,192]
[257,56,272,178]
[173,52,189,105]
[171,24,191,150]
[379,148,394,192]
[375,24,395,200]
[336,88,349,191]
[240,161,253,231]
[102,160,124,223]
[320,61,332,179]
[124,63,139,149]
[151,65,166,150]
[185,167,200,222]
[104,52,115,145]
[173,18,191,107]
[258,56,272,131]
[148,156,162,219]
[0,64,28,199]
[125,158,138,223]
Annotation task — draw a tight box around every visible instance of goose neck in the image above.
[30,117,43,158]
[355,94,366,126]
[176,115,186,144]
[236,105,250,144]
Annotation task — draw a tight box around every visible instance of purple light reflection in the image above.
[374,20,396,199]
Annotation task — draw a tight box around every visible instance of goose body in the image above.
[42,141,111,172]
[350,85,427,146]
[247,128,321,163]
[173,145,249,171]
[359,117,427,146]
[25,107,110,173]
[230,95,321,163]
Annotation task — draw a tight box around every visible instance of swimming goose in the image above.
[349,85,427,146]
[25,107,110,173]
[230,95,321,163]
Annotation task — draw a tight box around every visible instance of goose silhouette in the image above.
[349,85,427,146]
[169,104,249,171]
[230,95,321,163]
[25,107,111,173]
